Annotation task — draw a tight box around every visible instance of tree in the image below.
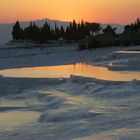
[89,23,101,36]
[60,26,65,38]
[12,21,23,40]
[54,22,60,40]
[122,18,140,46]
[39,21,51,43]
[103,25,116,36]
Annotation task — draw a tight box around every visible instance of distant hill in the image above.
[0,18,124,44]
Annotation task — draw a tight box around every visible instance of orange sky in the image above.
[0,0,140,24]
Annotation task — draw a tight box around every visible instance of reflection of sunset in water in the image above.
[0,63,140,81]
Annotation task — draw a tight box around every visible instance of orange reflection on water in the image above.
[0,63,140,81]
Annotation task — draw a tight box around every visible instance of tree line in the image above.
[79,18,140,50]
[12,20,92,43]
[12,18,140,48]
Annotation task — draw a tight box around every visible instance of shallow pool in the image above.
[0,63,140,81]
[0,111,40,132]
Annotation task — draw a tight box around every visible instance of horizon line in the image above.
[0,17,129,25]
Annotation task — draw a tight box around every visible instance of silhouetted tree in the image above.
[60,26,65,38]
[39,21,51,43]
[122,18,140,45]
[103,25,116,36]
[54,22,61,40]
[12,21,23,40]
[89,23,101,36]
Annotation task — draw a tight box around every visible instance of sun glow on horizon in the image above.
[0,0,140,24]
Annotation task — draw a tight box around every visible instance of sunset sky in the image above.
[0,0,140,24]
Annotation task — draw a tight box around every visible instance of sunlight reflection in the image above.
[0,63,140,81]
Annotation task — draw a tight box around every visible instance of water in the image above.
[0,97,40,132]
[0,111,40,132]
[0,63,140,81]
[0,63,140,139]
[0,72,140,139]
[116,51,140,54]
